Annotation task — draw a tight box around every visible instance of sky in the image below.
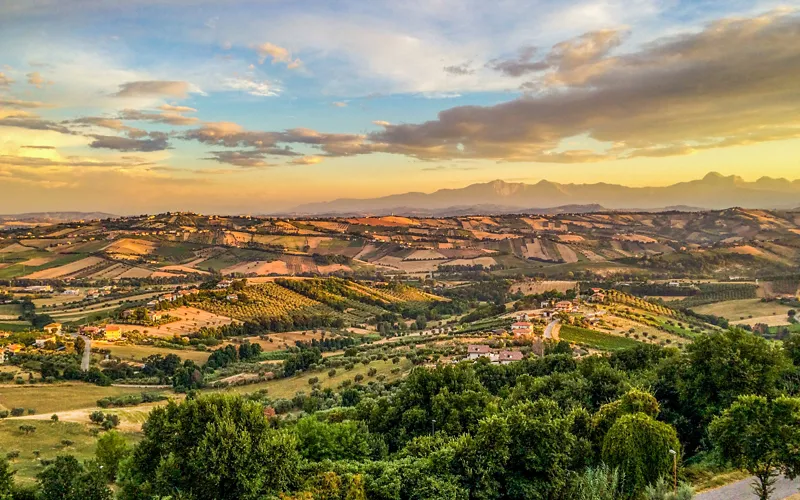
[1,0,799,214]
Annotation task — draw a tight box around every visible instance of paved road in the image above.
[79,335,91,372]
[544,319,561,340]
[697,475,800,500]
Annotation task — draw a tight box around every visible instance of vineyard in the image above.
[193,283,332,321]
[191,278,444,325]
[673,283,758,309]
[604,290,678,318]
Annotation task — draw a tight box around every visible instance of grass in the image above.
[0,420,141,484]
[98,342,212,364]
[214,358,414,400]
[0,321,32,332]
[0,383,148,414]
[0,303,21,316]
[693,298,793,323]
[560,325,641,351]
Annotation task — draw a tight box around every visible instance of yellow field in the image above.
[693,299,793,324]
[94,341,212,363]
[0,383,146,415]
[117,306,236,338]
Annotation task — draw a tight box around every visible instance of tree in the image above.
[0,455,14,500]
[709,395,800,500]
[602,413,680,499]
[95,430,129,481]
[36,455,111,500]
[118,394,300,500]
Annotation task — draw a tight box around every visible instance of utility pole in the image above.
[431,419,436,435]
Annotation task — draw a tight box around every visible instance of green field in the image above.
[0,383,147,415]
[99,343,212,364]
[560,325,641,351]
[215,358,413,400]
[0,420,140,484]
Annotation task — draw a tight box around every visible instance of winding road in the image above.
[696,475,800,500]
[79,334,91,372]
[544,319,561,340]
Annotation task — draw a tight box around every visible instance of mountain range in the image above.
[285,172,800,216]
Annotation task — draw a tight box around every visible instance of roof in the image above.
[512,321,532,327]
[468,344,492,354]
[105,324,122,332]
[499,350,524,361]
[44,323,62,328]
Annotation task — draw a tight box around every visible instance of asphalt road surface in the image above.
[696,475,800,500]
[79,335,91,371]
[544,319,561,340]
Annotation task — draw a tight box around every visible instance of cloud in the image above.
[0,72,12,87]
[0,116,72,134]
[119,108,200,126]
[159,104,197,113]
[443,62,475,76]
[332,101,348,108]
[20,145,56,150]
[0,98,53,109]
[222,77,278,97]
[488,29,625,82]
[89,134,170,152]
[205,150,274,168]
[254,42,302,69]
[0,154,154,169]
[364,10,800,162]
[113,80,191,98]
[288,155,324,165]
[26,71,48,88]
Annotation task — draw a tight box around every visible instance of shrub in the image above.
[10,408,24,417]
[89,411,105,424]
[50,414,59,422]
[328,369,337,377]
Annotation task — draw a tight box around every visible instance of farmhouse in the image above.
[43,323,62,335]
[590,292,606,303]
[24,285,52,293]
[467,344,492,360]
[510,321,532,331]
[104,324,123,341]
[34,335,57,348]
[498,350,524,364]
[555,301,575,312]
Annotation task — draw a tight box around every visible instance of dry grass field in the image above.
[22,256,105,279]
[116,306,236,338]
[693,298,793,325]
[510,280,578,295]
[94,341,213,363]
[0,383,147,415]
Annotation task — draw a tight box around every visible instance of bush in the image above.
[89,411,105,424]
[10,408,24,417]
[644,477,694,500]
[50,414,59,422]
[328,369,337,377]
[0,411,8,419]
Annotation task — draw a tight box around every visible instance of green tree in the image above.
[118,394,300,500]
[0,455,14,500]
[37,455,111,500]
[95,430,129,481]
[709,395,800,500]
[602,413,680,499]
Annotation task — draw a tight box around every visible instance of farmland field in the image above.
[0,383,148,414]
[0,420,139,484]
[692,298,793,324]
[112,306,236,338]
[217,358,413,400]
[560,325,641,351]
[94,341,213,363]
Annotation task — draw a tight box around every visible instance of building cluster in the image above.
[466,344,525,364]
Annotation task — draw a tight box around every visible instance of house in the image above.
[104,324,123,341]
[511,321,532,331]
[216,280,233,289]
[148,311,163,322]
[517,312,530,321]
[24,285,52,293]
[555,301,575,312]
[498,350,524,364]
[80,326,100,337]
[61,289,80,296]
[34,335,56,348]
[226,294,239,302]
[43,323,62,335]
[590,292,606,303]
[6,343,23,353]
[467,344,492,360]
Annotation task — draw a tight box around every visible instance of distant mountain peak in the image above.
[286,172,800,215]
